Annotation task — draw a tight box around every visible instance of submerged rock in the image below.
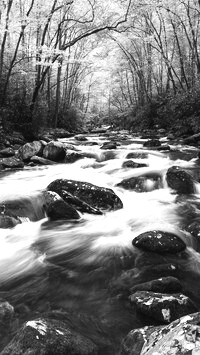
[47,179,123,212]
[122,160,148,169]
[166,166,196,194]
[132,230,186,254]
[0,318,98,355]
[120,312,200,355]
[130,291,197,324]
[116,174,162,192]
[0,215,21,228]
[143,139,161,147]
[126,152,148,159]
[130,276,182,294]
[43,141,66,162]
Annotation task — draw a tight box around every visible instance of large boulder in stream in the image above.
[1,318,98,355]
[47,179,123,212]
[120,312,200,355]
[18,141,43,161]
[43,191,80,220]
[126,152,148,159]
[130,291,197,324]
[43,141,66,162]
[166,165,196,194]
[116,173,162,192]
[132,230,186,254]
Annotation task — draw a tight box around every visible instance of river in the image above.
[0,131,200,354]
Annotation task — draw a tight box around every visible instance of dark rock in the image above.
[122,160,148,169]
[0,300,14,324]
[43,141,66,162]
[0,157,24,169]
[46,199,80,221]
[126,152,148,159]
[167,133,175,140]
[130,276,182,294]
[119,325,163,355]
[157,145,171,151]
[65,151,84,163]
[166,166,196,194]
[30,156,56,165]
[39,128,73,140]
[130,291,197,323]
[116,173,162,192]
[121,312,200,355]
[100,141,117,150]
[83,142,99,146]
[132,230,186,254]
[42,190,62,207]
[75,135,88,141]
[97,151,117,162]
[143,139,161,147]
[1,317,98,355]
[47,179,123,212]
[0,148,15,157]
[56,190,102,215]
[91,128,107,134]
[185,220,200,251]
[18,141,43,161]
[183,132,200,145]
[0,215,21,228]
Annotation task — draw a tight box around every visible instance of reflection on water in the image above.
[0,135,200,353]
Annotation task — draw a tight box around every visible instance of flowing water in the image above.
[1,132,200,353]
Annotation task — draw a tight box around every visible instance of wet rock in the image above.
[75,135,88,141]
[119,325,163,355]
[130,276,182,294]
[122,160,148,169]
[97,150,117,162]
[30,156,56,165]
[100,142,117,150]
[130,291,197,324]
[183,132,200,145]
[47,179,123,212]
[0,157,24,169]
[46,199,80,221]
[126,152,148,159]
[1,317,98,355]
[0,215,21,228]
[64,151,84,163]
[116,173,162,192]
[143,139,161,147]
[157,144,171,151]
[0,196,45,221]
[121,312,200,355]
[132,230,186,254]
[43,141,66,162]
[18,141,43,161]
[0,148,15,157]
[56,190,102,215]
[185,220,200,251]
[42,190,62,207]
[166,165,196,194]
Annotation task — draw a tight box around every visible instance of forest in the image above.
[1,0,200,138]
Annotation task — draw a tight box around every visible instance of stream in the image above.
[1,131,200,354]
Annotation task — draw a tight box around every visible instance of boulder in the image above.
[46,199,80,221]
[0,300,14,324]
[1,317,98,355]
[130,276,182,294]
[54,190,102,215]
[18,141,43,161]
[143,139,161,147]
[120,312,200,355]
[132,230,186,254]
[122,160,148,169]
[43,141,66,162]
[65,151,84,163]
[30,156,56,165]
[100,142,117,150]
[116,173,162,192]
[119,325,163,355]
[157,145,171,151]
[126,152,148,159]
[0,197,45,222]
[166,166,196,194]
[130,291,197,323]
[47,179,123,212]
[0,148,15,157]
[97,151,117,162]
[0,157,24,169]
[0,215,21,228]
[75,135,88,141]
